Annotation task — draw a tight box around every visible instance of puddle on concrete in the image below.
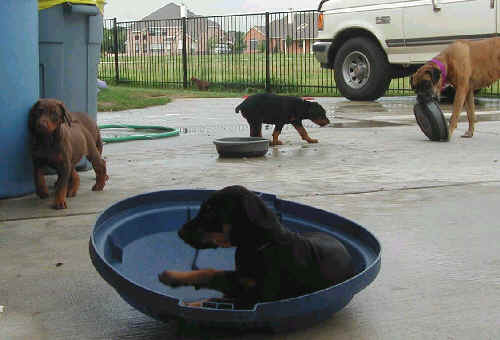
[476,112,500,122]
[329,120,406,128]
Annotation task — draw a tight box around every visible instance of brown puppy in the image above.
[411,37,500,138]
[191,77,209,91]
[29,99,108,209]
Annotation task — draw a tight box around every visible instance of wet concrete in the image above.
[1,97,500,339]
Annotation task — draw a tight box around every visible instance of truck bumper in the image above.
[312,41,332,68]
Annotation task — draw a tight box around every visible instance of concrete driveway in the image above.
[1,97,500,339]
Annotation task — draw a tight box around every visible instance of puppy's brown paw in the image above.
[307,138,319,144]
[461,130,474,138]
[37,190,49,199]
[158,270,184,287]
[92,183,105,191]
[184,299,210,307]
[53,200,67,210]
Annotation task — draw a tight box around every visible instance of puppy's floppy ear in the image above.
[307,101,326,115]
[410,74,416,90]
[57,101,72,127]
[28,100,40,132]
[431,67,441,85]
[242,192,277,231]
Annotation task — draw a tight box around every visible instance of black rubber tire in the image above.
[413,102,449,141]
[334,37,392,101]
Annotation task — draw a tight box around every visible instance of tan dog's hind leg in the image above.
[448,83,468,138]
[462,89,476,138]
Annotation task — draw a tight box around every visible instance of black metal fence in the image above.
[99,11,499,97]
[100,11,340,96]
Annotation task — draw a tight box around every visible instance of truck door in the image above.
[403,0,497,63]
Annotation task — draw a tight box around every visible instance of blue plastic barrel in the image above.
[39,3,103,121]
[39,3,103,171]
[0,0,39,198]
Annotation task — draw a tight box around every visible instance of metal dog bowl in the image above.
[414,100,449,141]
[89,190,381,332]
[213,137,269,158]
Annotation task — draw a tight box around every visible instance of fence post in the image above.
[265,12,271,92]
[182,17,188,89]
[113,18,119,84]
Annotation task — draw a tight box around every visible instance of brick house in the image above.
[125,2,227,56]
[243,26,266,53]
[243,12,319,54]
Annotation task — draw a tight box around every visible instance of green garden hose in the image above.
[98,124,180,143]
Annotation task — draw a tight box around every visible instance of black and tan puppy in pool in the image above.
[158,185,354,309]
[235,93,330,145]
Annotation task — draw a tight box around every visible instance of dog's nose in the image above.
[38,119,49,129]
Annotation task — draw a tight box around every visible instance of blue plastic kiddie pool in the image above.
[89,190,381,332]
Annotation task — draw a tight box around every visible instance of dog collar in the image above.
[430,58,447,89]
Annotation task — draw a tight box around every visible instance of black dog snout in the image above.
[177,229,185,239]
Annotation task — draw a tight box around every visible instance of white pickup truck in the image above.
[313,0,499,101]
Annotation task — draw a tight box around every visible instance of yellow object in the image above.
[39,1,105,13]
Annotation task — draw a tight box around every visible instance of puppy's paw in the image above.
[184,299,210,307]
[37,190,49,199]
[92,182,105,191]
[53,200,67,210]
[307,138,319,144]
[158,270,184,287]
[461,130,474,138]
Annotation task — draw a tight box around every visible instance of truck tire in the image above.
[334,37,392,101]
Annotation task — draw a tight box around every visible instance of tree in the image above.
[231,31,247,53]
[207,37,216,52]
[257,40,266,53]
[102,27,127,54]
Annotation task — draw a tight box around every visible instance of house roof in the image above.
[245,13,319,41]
[269,12,319,40]
[141,2,196,20]
[132,2,222,39]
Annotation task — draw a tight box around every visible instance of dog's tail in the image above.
[235,103,242,113]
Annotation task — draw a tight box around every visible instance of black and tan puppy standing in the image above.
[158,185,354,309]
[235,93,330,145]
[411,37,500,139]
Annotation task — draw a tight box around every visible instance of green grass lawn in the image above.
[99,53,340,97]
[99,53,419,97]
[97,86,172,111]
[97,85,256,112]
[100,53,500,98]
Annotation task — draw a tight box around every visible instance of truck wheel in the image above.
[334,37,391,101]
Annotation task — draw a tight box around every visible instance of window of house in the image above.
[165,37,174,50]
[135,35,139,40]
[250,39,258,50]
[150,43,164,52]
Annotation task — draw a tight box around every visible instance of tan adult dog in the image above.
[411,37,500,139]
